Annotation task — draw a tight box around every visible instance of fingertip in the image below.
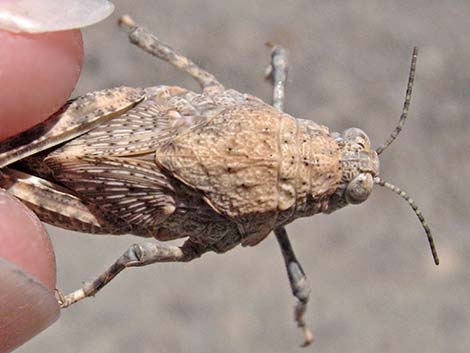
[0,190,56,290]
[0,259,60,353]
[0,191,60,352]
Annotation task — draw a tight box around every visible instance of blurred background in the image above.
[21,0,469,352]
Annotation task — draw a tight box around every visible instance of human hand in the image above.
[0,28,83,352]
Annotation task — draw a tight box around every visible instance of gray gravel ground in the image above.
[19,1,470,352]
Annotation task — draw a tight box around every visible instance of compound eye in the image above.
[343,128,371,150]
[345,173,373,204]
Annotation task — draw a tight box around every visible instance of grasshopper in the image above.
[0,15,439,346]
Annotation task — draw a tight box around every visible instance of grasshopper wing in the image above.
[36,86,215,235]
[0,86,145,168]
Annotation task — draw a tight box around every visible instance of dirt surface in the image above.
[20,1,470,352]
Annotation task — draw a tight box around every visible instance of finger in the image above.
[0,259,60,353]
[0,190,59,353]
[0,190,56,288]
[0,28,84,140]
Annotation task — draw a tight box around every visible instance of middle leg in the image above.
[267,45,314,346]
[119,15,224,92]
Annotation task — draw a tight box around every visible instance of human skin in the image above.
[0,28,83,353]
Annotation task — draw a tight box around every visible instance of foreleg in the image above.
[274,227,313,346]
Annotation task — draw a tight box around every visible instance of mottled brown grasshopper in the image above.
[0,15,439,347]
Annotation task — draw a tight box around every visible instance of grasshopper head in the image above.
[336,127,379,205]
[325,127,378,213]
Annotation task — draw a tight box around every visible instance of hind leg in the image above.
[59,240,204,308]
[119,15,223,92]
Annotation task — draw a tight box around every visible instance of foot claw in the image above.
[264,64,273,80]
[295,300,314,347]
[118,14,136,29]
[300,326,314,347]
[264,42,279,80]
[55,288,86,309]
[55,288,65,306]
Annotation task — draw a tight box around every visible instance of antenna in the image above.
[376,47,418,155]
[374,177,439,265]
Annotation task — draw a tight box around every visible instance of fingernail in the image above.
[0,0,114,33]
